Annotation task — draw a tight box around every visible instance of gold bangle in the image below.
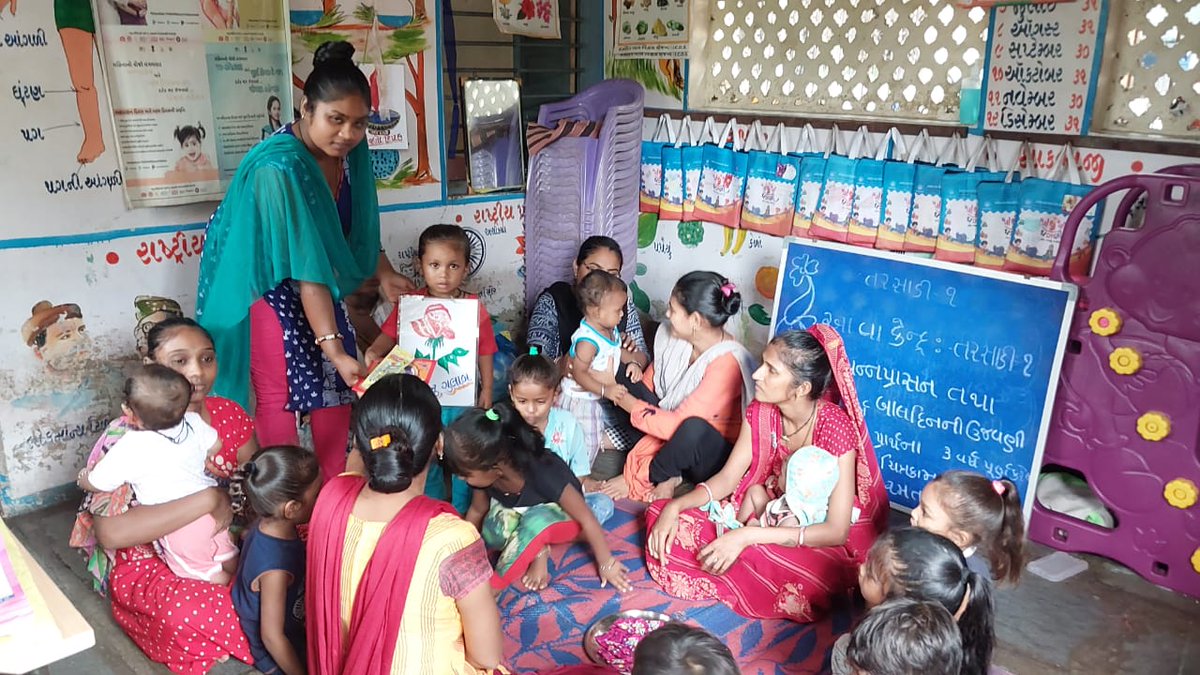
[314,332,343,346]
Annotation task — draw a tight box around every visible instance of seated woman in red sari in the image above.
[644,326,889,622]
[69,318,256,673]
[306,374,504,674]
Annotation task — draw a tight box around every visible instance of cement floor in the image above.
[8,500,1200,674]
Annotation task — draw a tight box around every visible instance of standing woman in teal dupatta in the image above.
[197,41,412,479]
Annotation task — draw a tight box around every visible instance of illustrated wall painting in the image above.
[603,0,684,110]
[0,0,217,239]
[290,0,442,205]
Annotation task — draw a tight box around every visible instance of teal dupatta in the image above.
[196,133,380,409]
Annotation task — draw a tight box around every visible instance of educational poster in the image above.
[290,0,442,205]
[613,0,690,59]
[492,0,561,40]
[93,0,293,207]
[603,0,684,109]
[397,296,479,406]
[983,0,1104,135]
[0,229,203,509]
[0,0,218,239]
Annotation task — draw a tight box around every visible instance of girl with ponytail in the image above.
[444,402,629,593]
[911,470,1027,584]
[231,445,321,675]
[833,527,995,675]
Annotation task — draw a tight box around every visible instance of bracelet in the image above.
[696,482,715,506]
[314,332,343,346]
[796,526,807,548]
[599,558,620,573]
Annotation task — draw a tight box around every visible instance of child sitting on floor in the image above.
[508,348,592,482]
[231,445,321,675]
[78,364,237,584]
[845,597,964,675]
[558,270,649,465]
[444,403,630,593]
[910,470,1026,584]
[832,527,995,675]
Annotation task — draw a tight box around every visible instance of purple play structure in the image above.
[1031,166,1200,599]
[523,80,644,312]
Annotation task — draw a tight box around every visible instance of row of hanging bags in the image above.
[741,123,801,237]
[934,137,1006,264]
[639,114,676,213]
[811,126,875,242]
[1005,143,1103,277]
[657,116,701,221]
[848,127,909,247]
[877,129,934,251]
[789,124,832,239]
[975,141,1032,269]
[695,118,755,229]
[906,133,969,254]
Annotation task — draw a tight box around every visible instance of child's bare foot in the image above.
[520,547,551,591]
[581,477,605,494]
[598,475,629,499]
[649,476,682,501]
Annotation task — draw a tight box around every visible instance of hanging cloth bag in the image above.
[696,118,753,229]
[640,114,677,214]
[876,129,932,251]
[975,141,1032,269]
[935,136,1006,264]
[849,127,907,247]
[1006,143,1103,277]
[658,115,696,222]
[681,116,717,222]
[790,124,832,239]
[741,123,801,237]
[905,133,966,254]
[812,125,870,242]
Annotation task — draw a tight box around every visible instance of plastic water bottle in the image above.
[960,67,982,127]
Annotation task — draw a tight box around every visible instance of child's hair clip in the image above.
[369,433,392,451]
[484,408,500,421]
[529,346,539,356]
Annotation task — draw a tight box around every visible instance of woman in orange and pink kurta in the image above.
[597,272,757,502]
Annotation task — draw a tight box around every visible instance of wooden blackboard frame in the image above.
[768,239,1078,523]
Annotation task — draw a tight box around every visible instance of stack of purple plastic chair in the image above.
[523,79,644,312]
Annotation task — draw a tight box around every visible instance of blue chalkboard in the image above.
[771,240,1077,514]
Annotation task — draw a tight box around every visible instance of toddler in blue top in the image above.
[231,445,322,675]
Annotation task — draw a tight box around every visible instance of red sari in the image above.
[306,475,457,674]
[644,325,889,621]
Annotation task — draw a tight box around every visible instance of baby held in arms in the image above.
[78,364,238,584]
[738,445,850,529]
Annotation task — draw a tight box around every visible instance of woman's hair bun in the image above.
[365,425,418,493]
[313,40,356,68]
[719,278,742,317]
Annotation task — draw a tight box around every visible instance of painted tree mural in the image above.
[293,1,438,190]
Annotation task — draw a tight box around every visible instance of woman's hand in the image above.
[647,502,681,562]
[599,558,632,593]
[698,528,750,576]
[331,352,365,388]
[378,268,415,302]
